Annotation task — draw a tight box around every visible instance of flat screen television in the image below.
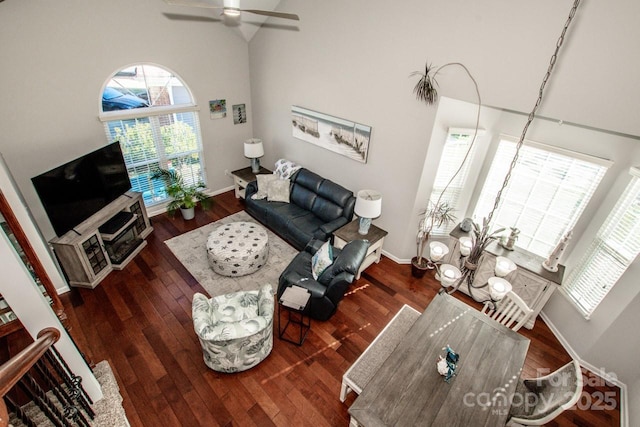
[31,141,132,237]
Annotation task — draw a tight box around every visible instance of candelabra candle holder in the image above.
[445,220,512,309]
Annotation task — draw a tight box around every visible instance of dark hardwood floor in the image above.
[12,191,622,426]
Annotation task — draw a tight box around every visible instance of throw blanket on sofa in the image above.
[274,158,302,179]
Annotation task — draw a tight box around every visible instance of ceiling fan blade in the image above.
[163,12,223,22]
[241,9,300,21]
[164,0,224,10]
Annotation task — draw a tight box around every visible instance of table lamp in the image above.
[244,138,264,173]
[354,190,382,235]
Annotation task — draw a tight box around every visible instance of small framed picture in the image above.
[209,99,227,119]
[233,104,247,124]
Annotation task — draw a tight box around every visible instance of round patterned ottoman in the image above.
[206,221,269,277]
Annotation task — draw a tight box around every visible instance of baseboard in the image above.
[382,250,410,265]
[539,311,628,427]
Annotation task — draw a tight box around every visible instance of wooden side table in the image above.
[278,285,311,346]
[230,166,272,199]
[334,220,387,279]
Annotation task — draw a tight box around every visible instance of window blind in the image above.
[100,64,205,207]
[429,128,480,236]
[563,172,640,318]
[473,136,609,257]
[104,112,204,206]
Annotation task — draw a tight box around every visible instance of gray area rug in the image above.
[10,360,128,427]
[165,211,298,297]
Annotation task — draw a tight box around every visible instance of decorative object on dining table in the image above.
[542,229,573,272]
[436,345,459,383]
[354,190,382,235]
[500,227,520,251]
[410,0,581,303]
[244,138,264,173]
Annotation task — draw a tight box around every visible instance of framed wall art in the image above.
[291,106,372,163]
[209,99,226,119]
[232,103,246,124]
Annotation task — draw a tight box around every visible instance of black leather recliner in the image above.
[277,239,370,321]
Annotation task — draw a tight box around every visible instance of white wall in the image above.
[0,0,254,241]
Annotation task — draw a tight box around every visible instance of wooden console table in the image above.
[349,292,530,426]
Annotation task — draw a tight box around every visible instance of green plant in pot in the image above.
[150,168,211,220]
[412,201,456,278]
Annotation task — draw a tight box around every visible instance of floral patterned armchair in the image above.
[192,284,274,373]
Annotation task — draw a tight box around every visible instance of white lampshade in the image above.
[429,241,449,262]
[244,138,264,158]
[494,256,517,277]
[459,236,473,256]
[354,190,382,219]
[439,264,461,287]
[488,277,513,301]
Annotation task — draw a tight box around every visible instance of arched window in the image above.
[99,64,205,207]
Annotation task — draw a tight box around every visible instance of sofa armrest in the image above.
[279,271,327,300]
[245,180,259,199]
[303,238,326,255]
[318,217,349,236]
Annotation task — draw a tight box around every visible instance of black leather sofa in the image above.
[278,239,370,321]
[244,168,356,250]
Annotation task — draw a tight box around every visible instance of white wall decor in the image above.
[291,106,371,163]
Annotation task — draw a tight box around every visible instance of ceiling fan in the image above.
[165,0,299,21]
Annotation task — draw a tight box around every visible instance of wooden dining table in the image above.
[348,291,530,427]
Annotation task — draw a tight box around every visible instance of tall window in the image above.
[99,64,205,206]
[473,136,609,257]
[563,169,640,318]
[429,128,481,236]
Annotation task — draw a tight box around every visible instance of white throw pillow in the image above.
[311,241,334,280]
[251,174,278,200]
[267,179,291,203]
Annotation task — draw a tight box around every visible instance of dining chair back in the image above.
[507,359,583,425]
[481,291,533,332]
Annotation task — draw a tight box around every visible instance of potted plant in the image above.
[409,60,480,278]
[412,200,456,278]
[150,168,211,220]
